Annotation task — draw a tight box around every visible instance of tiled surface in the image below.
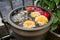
[12,0,23,9]
[0,0,12,22]
[24,0,33,6]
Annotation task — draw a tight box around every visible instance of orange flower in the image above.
[35,15,48,26]
[30,12,41,18]
[23,20,35,28]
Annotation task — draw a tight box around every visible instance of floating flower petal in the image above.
[23,20,35,28]
[30,12,41,18]
[35,15,48,26]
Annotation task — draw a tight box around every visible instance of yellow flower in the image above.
[35,15,48,26]
[23,20,35,28]
[30,12,41,18]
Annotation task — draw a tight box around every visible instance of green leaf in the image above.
[36,1,42,6]
[56,10,60,24]
[57,10,60,18]
[54,0,60,5]
[52,12,59,24]
[41,2,48,8]
[49,2,56,10]
[58,19,60,24]
[43,0,51,6]
[53,17,59,24]
[52,12,57,16]
[50,24,57,31]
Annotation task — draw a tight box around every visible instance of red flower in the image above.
[41,11,50,18]
[26,6,34,11]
